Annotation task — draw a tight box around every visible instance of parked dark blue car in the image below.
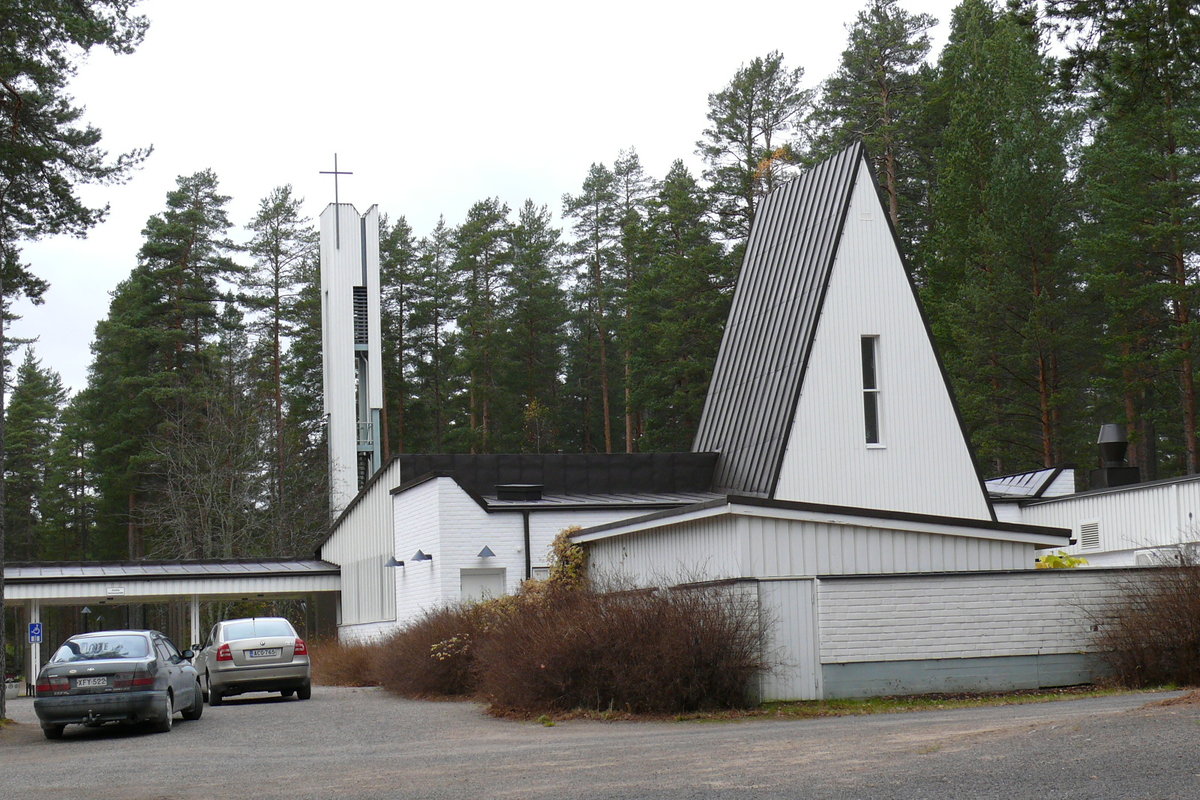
[33,629,203,739]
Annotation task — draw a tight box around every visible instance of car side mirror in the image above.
[181,649,195,661]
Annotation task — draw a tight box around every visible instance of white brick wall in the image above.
[389,478,672,629]
[818,570,1126,663]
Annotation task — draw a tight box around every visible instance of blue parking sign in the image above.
[28,622,42,644]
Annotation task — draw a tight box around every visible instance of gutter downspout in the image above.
[522,511,532,580]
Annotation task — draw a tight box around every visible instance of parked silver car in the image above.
[33,629,203,739]
[194,617,311,704]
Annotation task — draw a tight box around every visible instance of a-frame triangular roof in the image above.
[694,143,864,496]
[695,143,992,522]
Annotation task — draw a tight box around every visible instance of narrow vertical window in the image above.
[862,336,880,444]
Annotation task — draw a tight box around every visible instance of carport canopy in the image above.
[4,559,340,679]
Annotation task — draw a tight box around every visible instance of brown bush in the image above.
[1095,565,1200,687]
[472,585,766,714]
[374,600,516,697]
[309,637,381,686]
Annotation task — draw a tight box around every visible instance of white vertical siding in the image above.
[758,579,821,700]
[774,162,992,520]
[320,203,382,514]
[321,459,403,627]
[586,512,1031,583]
[585,515,745,586]
[1021,477,1200,564]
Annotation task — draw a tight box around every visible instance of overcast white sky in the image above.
[12,0,961,395]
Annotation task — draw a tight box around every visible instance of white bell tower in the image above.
[319,194,384,515]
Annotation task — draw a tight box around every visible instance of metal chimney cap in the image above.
[1097,423,1127,444]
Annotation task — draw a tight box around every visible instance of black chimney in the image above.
[1089,423,1140,489]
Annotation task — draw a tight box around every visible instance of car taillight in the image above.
[36,677,70,694]
[113,673,155,689]
[217,644,232,661]
[293,638,308,656]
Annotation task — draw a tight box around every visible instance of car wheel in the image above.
[41,724,65,740]
[207,673,223,706]
[296,680,312,700]
[152,692,174,733]
[281,689,294,697]
[182,680,204,720]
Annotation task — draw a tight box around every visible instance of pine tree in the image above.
[811,0,936,235]
[612,149,656,452]
[378,215,418,454]
[407,218,462,452]
[1,0,149,719]
[632,161,732,451]
[921,0,1083,473]
[40,396,97,560]
[453,199,512,452]
[84,171,236,557]
[1052,0,1200,476]
[243,185,315,510]
[503,200,568,452]
[3,348,66,560]
[563,164,620,452]
[697,51,814,247]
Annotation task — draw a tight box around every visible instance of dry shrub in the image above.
[472,585,766,714]
[374,599,516,697]
[309,637,381,686]
[1095,566,1200,687]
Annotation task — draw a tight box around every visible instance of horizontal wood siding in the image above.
[817,571,1124,663]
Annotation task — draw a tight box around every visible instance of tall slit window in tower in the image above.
[862,335,881,445]
[353,286,369,345]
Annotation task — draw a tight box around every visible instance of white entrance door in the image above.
[460,568,506,602]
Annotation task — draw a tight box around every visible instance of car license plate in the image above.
[247,648,280,658]
[75,676,108,687]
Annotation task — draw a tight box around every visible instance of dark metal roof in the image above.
[693,143,864,496]
[387,452,718,498]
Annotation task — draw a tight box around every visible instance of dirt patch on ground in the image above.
[1147,689,1200,707]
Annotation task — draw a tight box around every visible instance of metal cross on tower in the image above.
[320,153,354,248]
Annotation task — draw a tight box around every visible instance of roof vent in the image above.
[496,484,543,502]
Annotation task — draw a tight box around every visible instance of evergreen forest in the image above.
[4,0,1200,569]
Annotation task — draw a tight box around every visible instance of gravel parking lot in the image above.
[2,687,1197,800]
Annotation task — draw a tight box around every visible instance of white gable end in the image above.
[774,162,993,520]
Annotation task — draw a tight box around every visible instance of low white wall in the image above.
[745,568,1141,700]
[817,570,1124,663]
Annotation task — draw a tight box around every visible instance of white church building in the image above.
[314,145,1152,700]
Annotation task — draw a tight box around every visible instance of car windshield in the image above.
[50,635,150,663]
[223,619,294,640]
